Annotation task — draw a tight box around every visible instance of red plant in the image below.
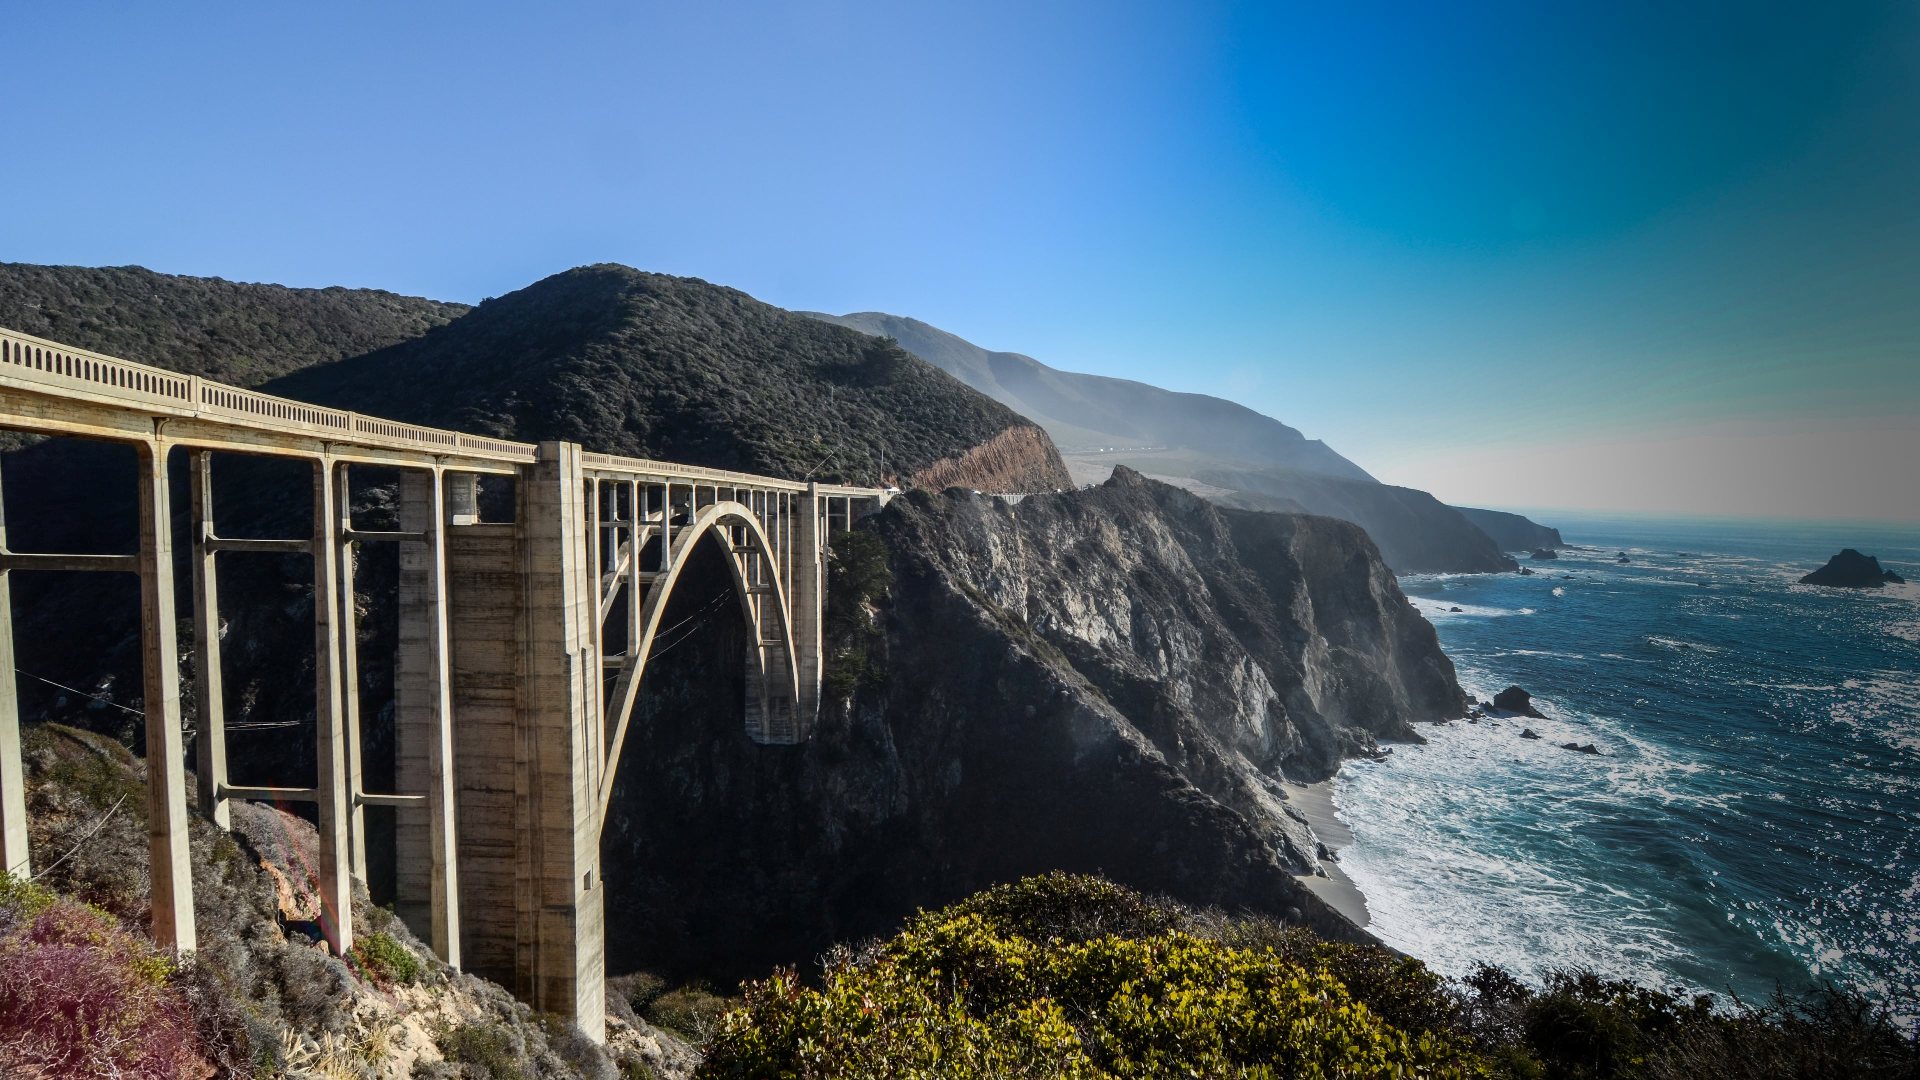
[0,897,213,1079]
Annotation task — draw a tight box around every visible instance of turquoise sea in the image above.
[1335,512,1920,1020]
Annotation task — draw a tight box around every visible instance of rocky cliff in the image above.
[598,468,1465,981]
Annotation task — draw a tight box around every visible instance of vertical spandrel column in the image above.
[793,482,825,729]
[189,451,229,829]
[0,460,29,877]
[337,465,366,882]
[311,456,353,956]
[136,440,195,952]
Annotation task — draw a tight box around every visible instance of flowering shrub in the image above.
[700,880,1487,1079]
[0,872,212,1079]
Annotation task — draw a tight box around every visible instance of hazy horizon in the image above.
[4,2,1917,523]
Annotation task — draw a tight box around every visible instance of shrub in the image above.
[350,929,423,986]
[0,872,212,1078]
[441,1020,533,1080]
[700,878,1487,1079]
[645,984,740,1046]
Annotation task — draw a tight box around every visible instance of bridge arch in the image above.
[594,499,798,831]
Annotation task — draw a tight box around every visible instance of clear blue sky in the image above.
[5,2,1917,522]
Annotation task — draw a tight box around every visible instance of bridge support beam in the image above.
[0,461,29,878]
[189,452,230,829]
[311,458,353,956]
[793,483,824,722]
[137,441,196,952]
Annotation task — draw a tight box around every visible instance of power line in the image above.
[14,668,143,717]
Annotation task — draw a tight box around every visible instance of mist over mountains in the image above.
[806,310,1559,573]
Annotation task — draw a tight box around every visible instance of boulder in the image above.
[1520,728,1541,740]
[1616,552,1631,563]
[1518,567,1536,576]
[1800,549,1906,588]
[1561,741,1601,755]
[1530,548,1559,561]
[1492,685,1546,718]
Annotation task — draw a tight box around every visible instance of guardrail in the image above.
[1,325,886,497]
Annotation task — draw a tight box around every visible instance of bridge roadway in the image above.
[0,325,887,1039]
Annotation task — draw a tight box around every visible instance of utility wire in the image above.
[14,668,143,717]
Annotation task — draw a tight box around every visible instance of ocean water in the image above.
[1332,512,1920,1019]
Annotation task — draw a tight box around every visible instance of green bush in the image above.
[350,930,423,986]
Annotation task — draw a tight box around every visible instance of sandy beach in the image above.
[1283,779,1371,928]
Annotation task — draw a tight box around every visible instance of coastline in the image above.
[1284,779,1371,928]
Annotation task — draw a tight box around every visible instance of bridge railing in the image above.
[1,325,546,466]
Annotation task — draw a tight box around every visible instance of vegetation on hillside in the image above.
[701,873,1920,1080]
[0,262,468,386]
[269,265,1069,488]
[5,723,694,1079]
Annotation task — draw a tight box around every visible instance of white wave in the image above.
[1408,596,1527,619]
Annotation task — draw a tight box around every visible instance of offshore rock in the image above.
[1493,685,1546,718]
[1800,549,1906,588]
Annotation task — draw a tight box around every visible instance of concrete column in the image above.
[310,458,354,956]
[189,452,229,829]
[394,469,462,965]
[514,442,605,1040]
[446,521,519,983]
[135,441,195,952]
[793,482,825,725]
[337,466,366,882]
[0,460,29,877]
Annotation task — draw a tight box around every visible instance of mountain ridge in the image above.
[806,309,1554,574]
[803,310,1374,481]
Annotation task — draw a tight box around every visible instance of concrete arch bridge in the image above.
[0,326,887,1039]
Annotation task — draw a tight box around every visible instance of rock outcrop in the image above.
[1451,506,1565,552]
[599,468,1466,980]
[1492,686,1546,718]
[1800,549,1906,588]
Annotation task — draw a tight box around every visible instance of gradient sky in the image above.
[4,2,1917,522]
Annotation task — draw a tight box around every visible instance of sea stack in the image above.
[1800,549,1906,588]
[1492,685,1547,719]
[1530,548,1559,561]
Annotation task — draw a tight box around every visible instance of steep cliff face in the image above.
[598,469,1465,982]
[905,423,1069,493]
